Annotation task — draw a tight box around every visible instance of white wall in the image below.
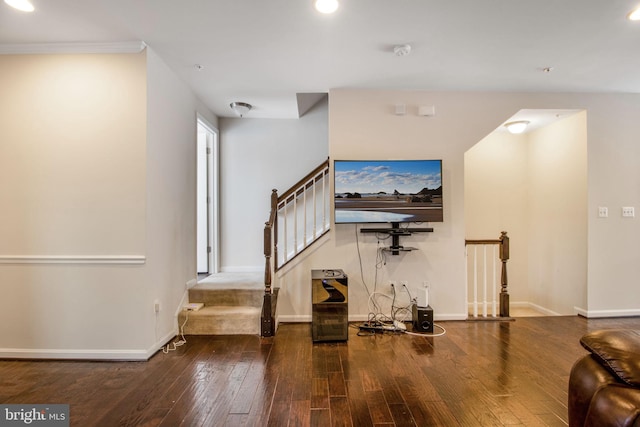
[144,48,218,352]
[219,97,329,271]
[274,90,640,322]
[0,49,218,359]
[464,112,588,315]
[585,96,640,317]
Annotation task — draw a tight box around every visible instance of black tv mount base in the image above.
[360,222,433,255]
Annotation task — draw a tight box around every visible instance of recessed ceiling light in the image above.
[314,0,338,14]
[4,0,34,12]
[628,6,640,21]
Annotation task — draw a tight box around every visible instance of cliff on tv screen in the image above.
[333,159,443,224]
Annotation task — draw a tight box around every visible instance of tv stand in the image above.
[360,222,433,255]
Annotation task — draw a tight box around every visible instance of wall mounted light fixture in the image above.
[504,120,530,134]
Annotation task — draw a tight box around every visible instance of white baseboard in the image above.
[0,325,182,361]
[277,312,468,323]
[510,301,561,316]
[0,348,150,361]
[576,307,640,318]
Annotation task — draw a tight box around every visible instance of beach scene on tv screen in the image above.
[334,160,443,223]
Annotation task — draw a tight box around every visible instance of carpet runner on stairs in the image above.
[178,272,263,335]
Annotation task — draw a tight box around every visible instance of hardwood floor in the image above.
[2,316,640,426]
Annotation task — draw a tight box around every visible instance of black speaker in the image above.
[412,305,434,333]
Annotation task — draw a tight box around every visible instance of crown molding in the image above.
[0,41,146,55]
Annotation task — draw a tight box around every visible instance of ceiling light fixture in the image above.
[230,102,252,118]
[4,0,34,12]
[314,0,338,14]
[628,6,640,20]
[504,120,530,134]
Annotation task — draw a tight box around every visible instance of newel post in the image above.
[264,223,272,294]
[499,231,510,317]
[271,189,278,272]
[263,189,278,295]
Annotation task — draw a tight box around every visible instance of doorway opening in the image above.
[464,109,587,317]
[197,118,219,276]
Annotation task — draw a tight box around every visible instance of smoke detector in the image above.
[393,44,412,56]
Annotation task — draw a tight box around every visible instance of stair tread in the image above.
[195,272,263,290]
[184,305,261,315]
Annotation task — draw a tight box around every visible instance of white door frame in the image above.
[197,116,219,274]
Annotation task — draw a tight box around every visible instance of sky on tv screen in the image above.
[334,160,441,194]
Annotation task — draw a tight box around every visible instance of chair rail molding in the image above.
[0,255,146,265]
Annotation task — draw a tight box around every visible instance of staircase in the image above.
[178,272,264,335]
[177,159,330,337]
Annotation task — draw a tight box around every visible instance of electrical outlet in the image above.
[400,280,408,288]
[598,207,608,218]
[622,207,635,218]
[154,300,161,313]
[389,280,397,293]
[184,302,204,311]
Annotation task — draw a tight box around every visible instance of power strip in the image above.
[183,302,204,311]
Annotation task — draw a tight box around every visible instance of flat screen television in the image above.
[334,159,443,224]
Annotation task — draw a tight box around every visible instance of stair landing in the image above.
[179,272,264,335]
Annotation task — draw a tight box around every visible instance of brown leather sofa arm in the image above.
[569,329,640,427]
[569,355,620,427]
[584,384,640,427]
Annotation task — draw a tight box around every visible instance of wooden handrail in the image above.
[277,158,330,206]
[465,239,501,245]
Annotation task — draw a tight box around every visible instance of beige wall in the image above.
[527,112,587,314]
[275,90,640,321]
[0,52,149,357]
[0,49,217,358]
[0,54,147,254]
[464,131,530,306]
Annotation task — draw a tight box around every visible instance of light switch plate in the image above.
[622,207,635,217]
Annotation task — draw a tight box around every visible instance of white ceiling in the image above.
[1,0,639,119]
